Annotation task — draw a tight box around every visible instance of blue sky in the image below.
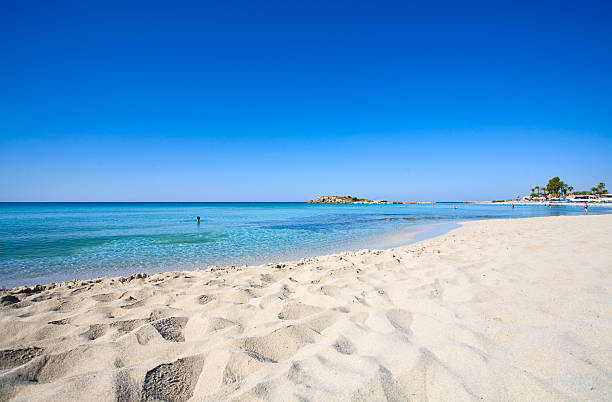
[1,1,611,201]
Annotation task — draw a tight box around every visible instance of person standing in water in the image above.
[584,202,588,215]
[196,216,200,223]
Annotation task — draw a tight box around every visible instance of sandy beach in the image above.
[1,214,611,401]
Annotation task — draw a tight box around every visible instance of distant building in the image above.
[567,194,597,201]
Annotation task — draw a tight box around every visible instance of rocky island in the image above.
[306,195,372,204]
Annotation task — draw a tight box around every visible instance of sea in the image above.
[1,202,610,288]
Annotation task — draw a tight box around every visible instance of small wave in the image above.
[382,216,441,221]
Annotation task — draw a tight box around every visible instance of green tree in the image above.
[590,182,608,195]
[546,177,566,198]
[561,183,569,196]
[596,182,608,194]
[568,186,574,194]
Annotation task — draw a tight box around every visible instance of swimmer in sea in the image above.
[197,216,200,223]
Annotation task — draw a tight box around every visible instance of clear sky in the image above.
[1,1,611,201]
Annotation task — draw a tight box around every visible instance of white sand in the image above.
[1,214,611,401]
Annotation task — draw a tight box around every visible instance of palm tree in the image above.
[568,186,574,194]
[597,182,607,194]
[561,184,569,196]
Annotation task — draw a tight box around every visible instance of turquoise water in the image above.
[1,202,610,288]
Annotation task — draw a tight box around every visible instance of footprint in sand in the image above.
[0,347,44,370]
[48,317,72,325]
[334,335,356,355]
[197,294,215,305]
[277,284,293,300]
[1,295,20,306]
[148,308,181,322]
[259,273,276,284]
[142,356,204,402]
[110,319,146,336]
[114,370,140,401]
[152,317,189,342]
[82,323,109,340]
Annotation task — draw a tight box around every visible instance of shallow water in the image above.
[1,202,610,287]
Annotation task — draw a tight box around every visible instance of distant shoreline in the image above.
[467,200,612,206]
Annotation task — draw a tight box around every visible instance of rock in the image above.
[306,195,371,204]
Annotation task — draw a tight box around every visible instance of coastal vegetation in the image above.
[529,177,607,198]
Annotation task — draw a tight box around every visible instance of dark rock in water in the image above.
[1,295,20,306]
[197,294,214,305]
[306,195,371,204]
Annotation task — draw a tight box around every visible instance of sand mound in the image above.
[238,325,319,362]
[222,353,264,385]
[278,301,322,320]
